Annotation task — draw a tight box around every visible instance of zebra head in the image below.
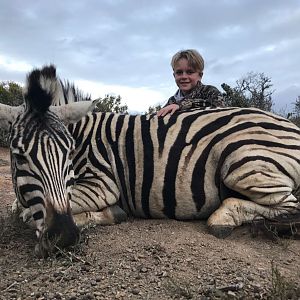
[7,65,96,257]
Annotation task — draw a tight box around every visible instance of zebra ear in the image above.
[0,103,24,131]
[50,99,100,124]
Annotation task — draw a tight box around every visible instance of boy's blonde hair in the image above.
[171,49,204,73]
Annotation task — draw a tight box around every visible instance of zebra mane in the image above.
[24,65,91,113]
[24,65,55,114]
[53,79,92,106]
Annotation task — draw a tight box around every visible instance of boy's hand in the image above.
[157,104,179,117]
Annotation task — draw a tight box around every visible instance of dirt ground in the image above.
[0,146,299,300]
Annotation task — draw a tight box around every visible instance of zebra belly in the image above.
[123,174,221,220]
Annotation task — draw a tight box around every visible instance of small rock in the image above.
[68,292,77,300]
[140,267,148,273]
[53,272,61,278]
[131,288,140,295]
[90,280,97,286]
[227,291,236,297]
[252,283,262,293]
[247,275,255,281]
[115,291,126,298]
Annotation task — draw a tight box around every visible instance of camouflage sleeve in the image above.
[178,99,195,110]
[207,85,225,108]
[179,86,225,110]
[210,94,225,108]
[208,86,226,108]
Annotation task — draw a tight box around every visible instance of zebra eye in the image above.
[14,153,27,165]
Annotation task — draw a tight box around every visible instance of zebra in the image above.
[1,65,300,256]
[0,66,98,256]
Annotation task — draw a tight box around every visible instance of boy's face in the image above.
[173,58,202,95]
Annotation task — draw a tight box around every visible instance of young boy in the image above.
[157,49,225,117]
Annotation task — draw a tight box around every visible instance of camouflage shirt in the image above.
[165,81,225,110]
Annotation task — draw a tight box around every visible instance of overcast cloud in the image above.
[1,0,299,113]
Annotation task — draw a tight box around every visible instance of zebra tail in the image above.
[251,213,300,239]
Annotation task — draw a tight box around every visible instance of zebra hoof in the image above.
[111,205,128,224]
[208,225,234,239]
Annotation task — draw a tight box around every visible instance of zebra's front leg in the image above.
[11,198,35,228]
[73,204,128,228]
[70,177,125,227]
[11,198,21,215]
[207,193,300,238]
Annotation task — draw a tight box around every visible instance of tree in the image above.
[287,95,300,127]
[0,81,23,106]
[145,104,162,114]
[94,94,128,114]
[292,96,300,116]
[222,72,274,111]
[221,83,249,108]
[0,81,24,147]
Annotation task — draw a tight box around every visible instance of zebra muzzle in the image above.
[34,211,80,258]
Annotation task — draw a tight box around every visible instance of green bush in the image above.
[0,81,23,147]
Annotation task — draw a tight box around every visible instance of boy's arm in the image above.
[179,86,225,110]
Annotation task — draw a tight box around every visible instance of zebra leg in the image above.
[11,198,35,227]
[11,198,22,214]
[72,204,128,228]
[207,193,300,238]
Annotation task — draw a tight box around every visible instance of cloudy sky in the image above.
[1,0,299,113]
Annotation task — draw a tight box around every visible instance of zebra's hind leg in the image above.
[73,204,128,228]
[207,193,300,238]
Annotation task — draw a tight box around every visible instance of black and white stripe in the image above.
[67,106,300,237]
[9,65,85,256]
